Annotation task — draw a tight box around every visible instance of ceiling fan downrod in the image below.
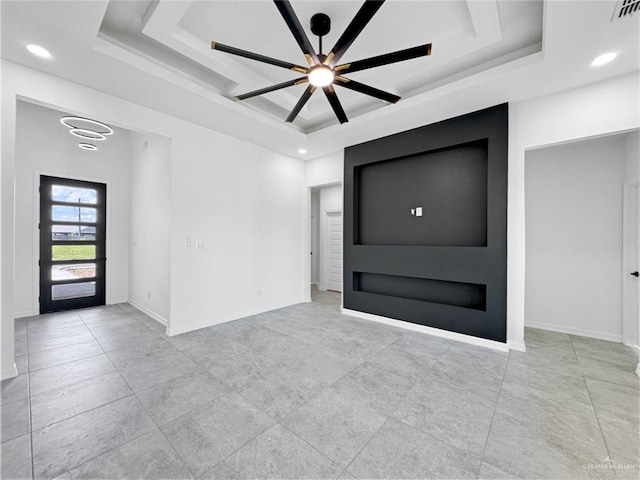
[310,13,331,55]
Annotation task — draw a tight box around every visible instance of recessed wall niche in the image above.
[343,104,508,343]
[356,140,488,247]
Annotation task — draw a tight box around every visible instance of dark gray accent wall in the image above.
[343,104,508,342]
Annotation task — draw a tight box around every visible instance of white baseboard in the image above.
[127,300,168,327]
[507,340,527,352]
[525,321,623,343]
[341,308,510,353]
[166,297,305,336]
[14,310,34,320]
[1,363,18,380]
[108,297,129,305]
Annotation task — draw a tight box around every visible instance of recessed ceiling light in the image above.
[298,148,307,154]
[591,52,617,67]
[26,44,52,59]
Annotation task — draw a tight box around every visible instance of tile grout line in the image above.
[195,305,402,479]
[27,351,105,375]
[474,347,510,480]
[80,305,198,479]
[184,388,282,479]
[571,335,616,471]
[26,312,151,398]
[27,302,631,479]
[31,305,171,478]
[26,309,144,371]
[42,308,140,478]
[25,315,35,480]
[146,379,236,479]
[74,306,206,478]
[115,303,276,479]
[277,421,347,479]
[363,342,506,471]
[339,341,456,477]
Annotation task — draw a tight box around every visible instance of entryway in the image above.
[524,132,639,349]
[309,184,342,304]
[39,175,107,313]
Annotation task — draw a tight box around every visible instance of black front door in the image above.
[39,175,107,313]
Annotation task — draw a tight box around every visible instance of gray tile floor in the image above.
[1,299,639,479]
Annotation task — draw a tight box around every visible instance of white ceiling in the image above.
[1,1,638,159]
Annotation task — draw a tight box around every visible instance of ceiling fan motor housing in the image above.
[311,13,331,37]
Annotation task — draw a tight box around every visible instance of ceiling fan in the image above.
[211,0,432,125]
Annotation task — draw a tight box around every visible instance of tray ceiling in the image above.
[2,1,637,158]
[99,0,543,132]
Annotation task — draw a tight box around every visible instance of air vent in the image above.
[612,0,640,21]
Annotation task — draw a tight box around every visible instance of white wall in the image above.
[305,151,344,187]
[168,127,305,334]
[13,101,131,318]
[525,136,626,341]
[128,132,171,323]
[624,132,639,182]
[2,60,306,377]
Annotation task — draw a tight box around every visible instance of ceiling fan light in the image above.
[308,65,334,87]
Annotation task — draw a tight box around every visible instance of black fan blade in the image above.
[274,0,319,66]
[235,77,308,101]
[335,43,432,74]
[286,85,316,123]
[334,76,400,104]
[211,41,308,73]
[324,0,385,66]
[323,85,348,124]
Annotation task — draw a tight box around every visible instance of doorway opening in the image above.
[309,184,342,307]
[524,132,639,348]
[39,175,107,313]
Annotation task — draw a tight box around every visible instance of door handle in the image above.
[631,271,639,277]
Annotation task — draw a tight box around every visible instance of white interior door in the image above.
[326,211,343,292]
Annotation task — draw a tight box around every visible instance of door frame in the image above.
[622,180,640,349]
[35,172,110,314]
[304,182,341,303]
